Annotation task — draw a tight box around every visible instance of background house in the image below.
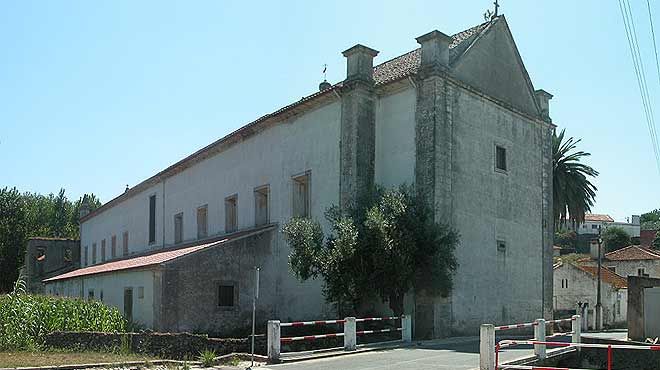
[581,245,660,278]
[553,261,627,328]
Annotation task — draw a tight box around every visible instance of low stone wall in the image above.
[43,331,266,360]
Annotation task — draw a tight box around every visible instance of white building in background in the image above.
[553,261,627,328]
[574,213,640,238]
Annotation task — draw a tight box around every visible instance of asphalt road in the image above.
[260,331,628,370]
[262,337,536,370]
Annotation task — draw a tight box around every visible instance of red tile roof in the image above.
[604,245,660,261]
[584,214,614,222]
[576,265,628,289]
[79,19,498,224]
[44,225,275,282]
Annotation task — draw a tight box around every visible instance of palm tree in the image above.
[553,129,598,230]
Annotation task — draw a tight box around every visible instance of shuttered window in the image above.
[197,205,208,239]
[148,195,156,244]
[292,172,311,218]
[225,196,238,233]
[254,185,269,226]
[174,213,184,244]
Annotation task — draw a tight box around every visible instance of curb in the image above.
[0,359,201,370]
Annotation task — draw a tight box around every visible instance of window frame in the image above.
[122,231,129,256]
[111,235,117,259]
[92,243,97,264]
[292,171,311,218]
[101,239,106,262]
[494,144,508,173]
[197,204,209,239]
[254,185,270,226]
[174,212,184,244]
[225,195,238,233]
[216,281,238,310]
[148,194,157,245]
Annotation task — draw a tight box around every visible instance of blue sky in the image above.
[1,0,658,221]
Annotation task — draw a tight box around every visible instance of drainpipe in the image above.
[162,180,166,248]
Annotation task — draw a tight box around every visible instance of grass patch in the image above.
[0,350,156,368]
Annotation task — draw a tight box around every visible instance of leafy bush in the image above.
[0,279,127,350]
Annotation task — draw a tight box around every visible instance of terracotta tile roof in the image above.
[44,225,275,282]
[605,245,660,261]
[584,214,614,222]
[79,19,497,224]
[576,265,628,289]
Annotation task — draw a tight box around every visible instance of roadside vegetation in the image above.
[0,349,155,368]
[0,280,126,351]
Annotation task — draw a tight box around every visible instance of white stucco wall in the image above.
[375,86,416,188]
[46,269,155,328]
[450,86,544,331]
[553,264,626,326]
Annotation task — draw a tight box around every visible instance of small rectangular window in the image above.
[84,246,89,266]
[638,268,648,277]
[138,286,144,299]
[149,195,156,244]
[100,290,104,302]
[292,172,311,218]
[254,185,269,226]
[496,240,506,252]
[495,145,507,172]
[197,205,208,239]
[608,266,616,274]
[88,289,95,300]
[123,231,129,256]
[174,213,184,244]
[92,243,97,264]
[225,195,238,233]
[101,239,106,262]
[218,284,235,307]
[111,235,117,259]
[592,224,598,230]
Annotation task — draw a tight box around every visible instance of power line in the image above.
[618,0,660,173]
[647,0,660,85]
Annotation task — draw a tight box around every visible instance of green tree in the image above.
[652,232,660,250]
[553,129,598,230]
[0,188,101,293]
[602,226,631,253]
[554,229,577,249]
[283,185,459,315]
[641,209,660,231]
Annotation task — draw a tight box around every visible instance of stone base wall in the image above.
[43,331,266,360]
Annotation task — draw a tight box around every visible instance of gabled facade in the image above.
[45,15,554,337]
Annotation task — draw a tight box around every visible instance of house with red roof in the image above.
[43,14,555,338]
[553,261,627,328]
[581,245,660,279]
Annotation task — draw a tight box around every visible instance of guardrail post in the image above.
[267,320,281,362]
[479,324,495,370]
[572,315,581,351]
[534,319,546,359]
[344,317,356,351]
[402,314,412,343]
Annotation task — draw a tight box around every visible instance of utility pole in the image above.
[596,226,603,331]
[249,267,260,369]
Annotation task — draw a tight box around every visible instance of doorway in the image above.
[124,288,133,322]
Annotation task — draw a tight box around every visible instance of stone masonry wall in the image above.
[43,331,266,359]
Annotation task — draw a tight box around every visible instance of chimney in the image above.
[632,215,641,226]
[535,89,553,122]
[79,195,90,219]
[342,44,379,83]
[415,30,452,68]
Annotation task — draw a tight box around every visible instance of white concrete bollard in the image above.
[534,319,546,359]
[401,314,412,343]
[344,317,356,351]
[267,320,281,362]
[479,324,495,370]
[572,315,581,351]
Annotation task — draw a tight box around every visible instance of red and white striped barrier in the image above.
[499,366,592,370]
[495,322,537,331]
[280,319,346,327]
[355,316,399,322]
[267,315,412,362]
[357,328,402,335]
[545,317,575,325]
[280,332,345,343]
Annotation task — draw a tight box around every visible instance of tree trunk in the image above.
[389,293,404,315]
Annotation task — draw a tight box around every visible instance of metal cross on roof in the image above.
[494,0,500,16]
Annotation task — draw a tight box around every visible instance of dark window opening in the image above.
[496,146,507,171]
[149,195,156,244]
[218,285,235,307]
[197,205,208,239]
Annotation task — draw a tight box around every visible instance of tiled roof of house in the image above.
[584,214,614,222]
[44,225,275,282]
[576,265,628,289]
[605,245,660,261]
